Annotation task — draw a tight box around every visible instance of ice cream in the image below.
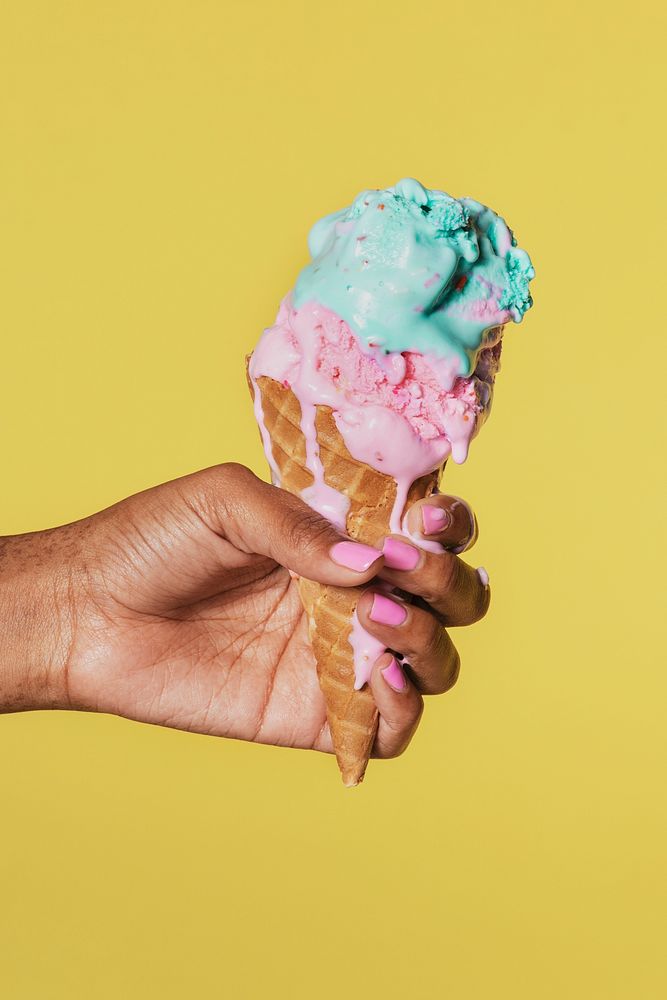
[248,178,534,784]
[296,177,532,364]
[251,177,533,540]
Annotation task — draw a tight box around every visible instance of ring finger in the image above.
[356,590,460,695]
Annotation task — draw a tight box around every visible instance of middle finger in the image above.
[356,590,460,695]
[378,536,491,626]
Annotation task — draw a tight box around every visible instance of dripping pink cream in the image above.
[249,296,488,688]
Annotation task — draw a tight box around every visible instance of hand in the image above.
[0,464,489,765]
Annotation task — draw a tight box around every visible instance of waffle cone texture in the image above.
[247,361,440,785]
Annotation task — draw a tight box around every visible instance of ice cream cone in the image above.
[244,178,534,785]
[247,364,440,785]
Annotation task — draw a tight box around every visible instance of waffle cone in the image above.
[247,361,440,785]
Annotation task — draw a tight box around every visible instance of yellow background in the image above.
[1,1,665,997]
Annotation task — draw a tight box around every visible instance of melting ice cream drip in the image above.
[298,398,350,532]
[349,608,386,690]
[250,371,282,486]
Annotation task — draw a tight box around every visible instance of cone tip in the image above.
[341,766,367,788]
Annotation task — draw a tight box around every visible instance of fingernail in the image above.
[369,593,407,627]
[381,657,407,692]
[422,505,450,535]
[477,566,490,587]
[330,540,383,572]
[382,537,420,571]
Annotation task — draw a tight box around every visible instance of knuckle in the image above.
[198,462,255,514]
[425,620,447,661]
[384,700,423,759]
[216,462,255,491]
[470,579,491,623]
[451,497,477,544]
[443,645,461,691]
[283,508,334,557]
[424,553,458,603]
[381,711,407,738]
[412,694,425,728]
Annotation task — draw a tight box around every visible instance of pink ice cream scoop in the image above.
[250,295,501,534]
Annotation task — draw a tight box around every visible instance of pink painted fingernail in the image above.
[477,566,490,587]
[330,540,383,572]
[381,657,407,692]
[382,537,420,571]
[422,505,450,535]
[369,593,407,627]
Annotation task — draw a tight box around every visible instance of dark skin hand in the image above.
[0,463,489,764]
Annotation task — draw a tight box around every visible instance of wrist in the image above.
[0,531,75,712]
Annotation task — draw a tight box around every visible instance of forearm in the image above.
[0,532,73,712]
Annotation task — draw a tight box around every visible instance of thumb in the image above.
[193,463,384,587]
